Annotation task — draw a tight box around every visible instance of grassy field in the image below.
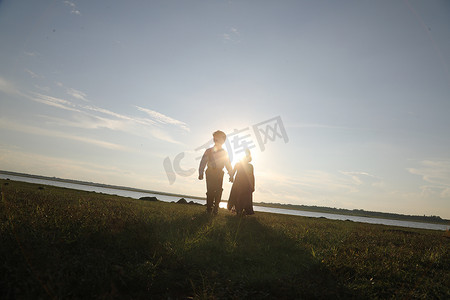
[1,180,449,299]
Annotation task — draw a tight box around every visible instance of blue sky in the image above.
[1,0,449,218]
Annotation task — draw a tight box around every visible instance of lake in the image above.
[1,174,448,231]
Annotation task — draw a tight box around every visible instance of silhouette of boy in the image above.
[198,130,233,215]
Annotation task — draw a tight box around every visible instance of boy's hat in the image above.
[213,130,226,141]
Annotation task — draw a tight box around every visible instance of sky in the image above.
[1,0,449,219]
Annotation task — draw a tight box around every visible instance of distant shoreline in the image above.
[0,170,206,201]
[255,203,449,226]
[1,170,448,225]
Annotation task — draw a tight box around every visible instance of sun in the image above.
[230,147,263,166]
[231,150,247,165]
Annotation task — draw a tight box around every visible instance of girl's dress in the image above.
[228,161,255,215]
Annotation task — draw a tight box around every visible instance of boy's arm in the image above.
[198,149,209,180]
[224,153,234,182]
[224,153,233,175]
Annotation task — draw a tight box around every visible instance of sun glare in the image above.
[230,148,263,169]
[231,150,247,165]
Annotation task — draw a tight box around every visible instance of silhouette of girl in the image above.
[228,149,255,215]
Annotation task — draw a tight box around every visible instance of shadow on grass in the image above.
[1,181,349,299]
[151,212,349,299]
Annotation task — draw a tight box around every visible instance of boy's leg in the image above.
[212,171,224,214]
[206,169,220,214]
[205,173,214,213]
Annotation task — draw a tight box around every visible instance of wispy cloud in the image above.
[83,105,136,122]
[223,27,241,43]
[25,69,43,79]
[31,98,182,144]
[0,118,131,151]
[34,98,182,144]
[37,105,181,145]
[340,171,381,186]
[54,82,88,102]
[64,1,81,15]
[0,77,20,95]
[33,84,51,92]
[136,106,190,132]
[24,51,38,57]
[4,76,183,145]
[31,93,81,112]
[39,114,121,131]
[67,88,88,102]
[407,160,450,197]
[286,122,361,130]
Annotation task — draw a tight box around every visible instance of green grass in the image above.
[1,180,449,299]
